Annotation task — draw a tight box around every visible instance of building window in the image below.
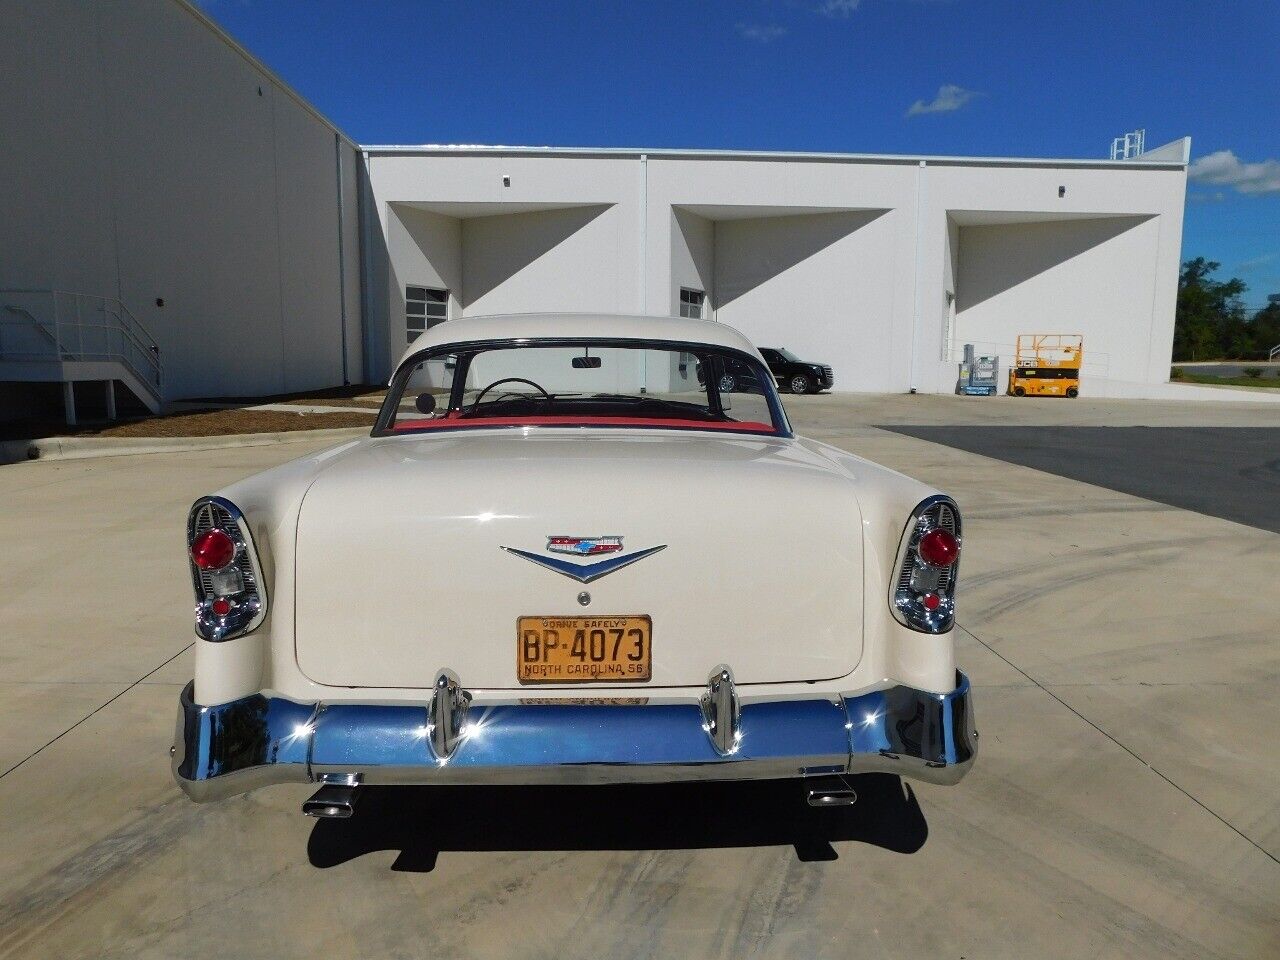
[679,288,705,319]
[406,286,448,343]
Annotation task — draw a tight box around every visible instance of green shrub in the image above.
[1170,367,1186,380]
[1243,367,1264,378]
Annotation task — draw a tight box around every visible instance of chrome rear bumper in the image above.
[173,671,976,802]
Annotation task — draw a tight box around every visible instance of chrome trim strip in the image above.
[173,673,976,802]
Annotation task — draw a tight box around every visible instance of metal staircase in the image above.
[0,289,162,423]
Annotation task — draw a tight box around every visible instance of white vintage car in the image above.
[173,314,975,815]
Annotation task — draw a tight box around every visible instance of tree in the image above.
[1173,258,1249,361]
[1252,303,1280,358]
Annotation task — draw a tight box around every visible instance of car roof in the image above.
[396,313,763,369]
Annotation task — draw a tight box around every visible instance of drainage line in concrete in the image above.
[0,642,194,782]
[963,624,1279,867]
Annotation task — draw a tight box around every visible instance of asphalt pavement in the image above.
[882,425,1280,534]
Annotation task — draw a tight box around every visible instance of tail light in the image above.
[187,496,267,641]
[190,529,236,571]
[917,527,959,567]
[890,496,961,633]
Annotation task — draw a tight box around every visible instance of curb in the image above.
[1,427,369,465]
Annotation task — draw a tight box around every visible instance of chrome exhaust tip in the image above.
[806,775,857,807]
[303,783,360,819]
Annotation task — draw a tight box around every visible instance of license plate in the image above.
[517,615,651,684]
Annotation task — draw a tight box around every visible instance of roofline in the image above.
[360,142,1190,170]
[172,0,358,149]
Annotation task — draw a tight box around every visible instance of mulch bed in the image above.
[2,408,376,441]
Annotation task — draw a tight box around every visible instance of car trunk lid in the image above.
[294,431,863,690]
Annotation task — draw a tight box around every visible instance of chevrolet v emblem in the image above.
[500,541,666,583]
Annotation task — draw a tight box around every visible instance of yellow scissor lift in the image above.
[1008,334,1083,398]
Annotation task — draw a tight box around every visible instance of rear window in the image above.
[376,340,789,437]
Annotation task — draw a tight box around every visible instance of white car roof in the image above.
[396,313,762,369]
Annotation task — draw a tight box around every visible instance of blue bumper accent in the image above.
[173,672,976,801]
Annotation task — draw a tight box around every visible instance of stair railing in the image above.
[0,289,162,402]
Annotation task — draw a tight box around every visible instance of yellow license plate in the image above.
[517,616,651,684]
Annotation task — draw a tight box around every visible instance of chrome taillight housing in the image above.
[187,496,267,641]
[890,495,961,633]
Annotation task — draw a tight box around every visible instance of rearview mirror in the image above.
[572,356,602,369]
[415,393,437,415]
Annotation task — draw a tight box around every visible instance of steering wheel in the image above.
[471,377,552,410]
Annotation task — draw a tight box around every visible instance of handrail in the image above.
[101,301,163,386]
[1,304,58,346]
[1270,344,1280,362]
[0,289,162,400]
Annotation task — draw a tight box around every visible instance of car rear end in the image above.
[173,464,975,807]
[171,318,974,810]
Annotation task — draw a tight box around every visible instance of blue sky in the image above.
[201,0,1280,305]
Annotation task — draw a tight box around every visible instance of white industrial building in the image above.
[2,0,1208,423]
[364,144,1190,395]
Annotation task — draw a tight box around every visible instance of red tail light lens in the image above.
[191,528,236,571]
[189,497,266,642]
[917,528,959,567]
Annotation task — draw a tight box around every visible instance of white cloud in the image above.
[735,22,787,42]
[818,0,953,17]
[1189,150,1280,195]
[817,0,862,16]
[1237,253,1276,271]
[905,84,980,117]
[1188,190,1227,203]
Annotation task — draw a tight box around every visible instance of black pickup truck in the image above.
[759,348,834,394]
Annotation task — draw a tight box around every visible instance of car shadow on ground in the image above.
[306,774,927,872]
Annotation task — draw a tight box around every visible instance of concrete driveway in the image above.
[1,395,1277,959]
